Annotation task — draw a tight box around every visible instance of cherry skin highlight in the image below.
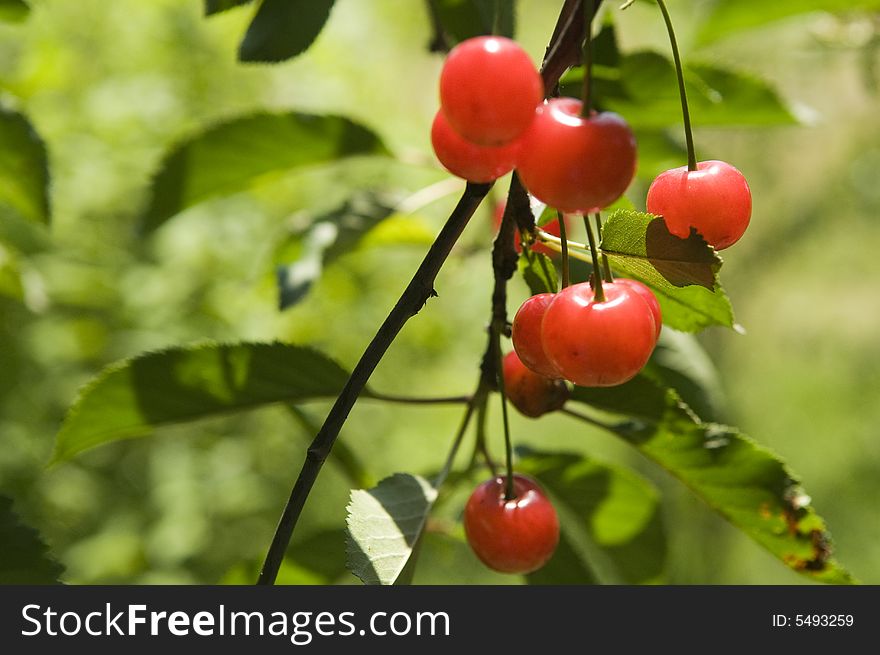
[517,98,637,213]
[463,474,560,574]
[613,278,662,339]
[511,293,560,379]
[431,110,520,183]
[646,160,752,250]
[542,281,657,387]
[439,36,543,147]
[502,350,569,418]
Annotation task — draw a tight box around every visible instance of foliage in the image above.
[0,0,877,586]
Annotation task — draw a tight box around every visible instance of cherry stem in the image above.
[366,391,471,405]
[492,0,503,36]
[472,394,498,476]
[584,215,605,301]
[557,210,571,289]
[580,0,597,116]
[594,213,613,282]
[655,0,697,171]
[491,322,516,500]
[434,380,485,489]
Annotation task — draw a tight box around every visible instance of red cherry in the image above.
[646,160,752,250]
[431,110,520,183]
[511,293,560,379]
[439,36,543,147]
[492,201,570,257]
[542,281,657,387]
[463,474,560,574]
[613,278,662,339]
[502,351,569,418]
[517,98,637,213]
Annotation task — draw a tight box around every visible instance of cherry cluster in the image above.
[432,33,752,575]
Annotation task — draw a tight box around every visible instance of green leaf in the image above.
[607,52,795,128]
[239,0,335,63]
[518,449,666,584]
[525,530,598,584]
[0,108,50,225]
[140,112,387,232]
[205,0,252,16]
[0,242,23,300]
[276,193,396,310]
[570,377,855,584]
[0,0,28,23]
[0,496,64,584]
[429,0,516,48]
[53,342,351,462]
[410,531,520,584]
[645,328,726,423]
[518,250,558,296]
[600,209,736,332]
[697,0,880,44]
[346,473,438,585]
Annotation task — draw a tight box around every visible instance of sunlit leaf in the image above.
[53,342,352,462]
[570,377,854,584]
[600,209,736,332]
[346,473,438,585]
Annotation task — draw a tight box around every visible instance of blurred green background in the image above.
[1,0,878,584]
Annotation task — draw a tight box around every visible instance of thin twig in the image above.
[257,182,491,585]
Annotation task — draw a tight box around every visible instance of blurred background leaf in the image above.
[239,0,336,63]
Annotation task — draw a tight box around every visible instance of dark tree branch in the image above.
[258,182,491,585]
[258,0,606,586]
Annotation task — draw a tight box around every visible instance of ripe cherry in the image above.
[493,201,570,257]
[517,98,637,213]
[463,474,559,574]
[431,110,519,183]
[439,36,543,147]
[511,293,560,379]
[646,160,752,250]
[542,281,657,387]
[502,350,569,418]
[613,278,662,339]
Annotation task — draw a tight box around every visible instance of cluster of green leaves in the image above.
[3,0,873,584]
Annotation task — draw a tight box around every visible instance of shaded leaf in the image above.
[276,193,396,310]
[428,0,516,49]
[601,209,736,332]
[0,108,50,225]
[609,52,795,128]
[0,496,64,584]
[140,112,386,232]
[697,0,880,44]
[346,473,438,585]
[0,0,28,23]
[54,342,351,462]
[525,528,597,584]
[239,0,335,63]
[519,449,666,584]
[410,531,519,584]
[204,0,252,16]
[645,328,726,423]
[518,250,557,296]
[570,377,854,584]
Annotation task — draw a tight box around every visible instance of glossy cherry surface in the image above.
[517,98,637,213]
[439,36,543,147]
[502,351,569,418]
[511,293,560,379]
[613,278,662,339]
[646,160,752,250]
[542,281,657,387]
[464,474,559,574]
[431,110,520,183]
